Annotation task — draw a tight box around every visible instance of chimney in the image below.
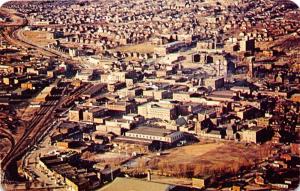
[147,170,151,181]
[214,34,217,50]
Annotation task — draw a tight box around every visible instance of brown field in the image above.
[22,31,55,46]
[116,42,156,54]
[159,142,223,164]
[143,142,271,177]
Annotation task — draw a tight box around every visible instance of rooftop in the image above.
[97,177,173,191]
[127,127,176,137]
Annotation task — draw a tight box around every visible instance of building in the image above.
[106,101,136,114]
[75,69,95,81]
[101,72,127,83]
[241,126,268,143]
[39,152,101,191]
[236,106,261,120]
[125,127,184,144]
[33,86,54,103]
[204,77,224,90]
[83,107,107,123]
[69,108,83,122]
[154,41,185,56]
[192,176,211,189]
[143,89,172,100]
[138,101,177,121]
[291,93,300,102]
[82,84,106,98]
[112,136,156,154]
[239,37,255,52]
[97,177,190,191]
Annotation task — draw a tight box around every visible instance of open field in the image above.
[158,142,223,164]
[144,142,271,177]
[22,31,55,46]
[116,42,156,54]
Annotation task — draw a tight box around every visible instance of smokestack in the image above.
[214,34,217,50]
[218,60,221,76]
[147,170,151,181]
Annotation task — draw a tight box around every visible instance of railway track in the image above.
[1,83,90,177]
[1,9,86,180]
[1,104,56,170]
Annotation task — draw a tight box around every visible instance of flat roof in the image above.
[126,127,177,137]
[246,126,266,132]
[97,177,172,191]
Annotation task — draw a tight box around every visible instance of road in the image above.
[1,7,79,64]
[0,8,24,27]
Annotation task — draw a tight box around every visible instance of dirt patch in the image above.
[116,42,156,54]
[22,30,55,46]
[157,143,223,164]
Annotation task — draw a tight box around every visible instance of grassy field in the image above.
[116,42,156,54]
[23,31,55,46]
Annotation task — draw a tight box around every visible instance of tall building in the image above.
[248,56,255,78]
[240,37,255,52]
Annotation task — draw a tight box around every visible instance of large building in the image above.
[138,101,177,121]
[75,69,95,81]
[241,126,268,143]
[97,177,195,191]
[125,126,184,144]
